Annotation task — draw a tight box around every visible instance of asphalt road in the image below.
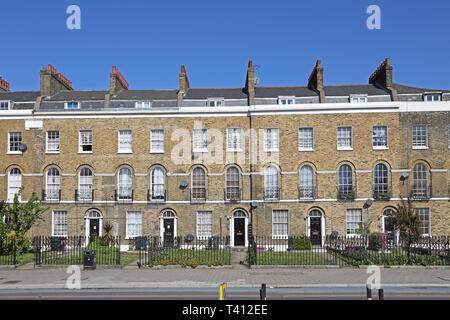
[0,286,449,300]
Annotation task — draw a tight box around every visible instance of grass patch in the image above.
[147,248,231,268]
[0,252,35,265]
[248,251,334,265]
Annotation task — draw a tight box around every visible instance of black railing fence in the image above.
[32,236,121,266]
[0,237,17,265]
[248,235,450,267]
[132,236,231,267]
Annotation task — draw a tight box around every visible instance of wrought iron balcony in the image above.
[373,190,391,201]
[75,189,94,202]
[115,189,133,202]
[298,185,316,201]
[190,187,206,203]
[264,187,280,202]
[412,185,432,201]
[147,189,166,202]
[337,186,356,201]
[42,189,61,202]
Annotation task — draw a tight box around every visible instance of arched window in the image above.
[264,165,279,200]
[79,167,93,200]
[374,163,389,196]
[46,168,60,201]
[8,168,21,201]
[192,167,206,201]
[338,164,354,196]
[150,167,165,200]
[413,163,429,199]
[299,165,315,199]
[226,166,240,200]
[118,167,132,200]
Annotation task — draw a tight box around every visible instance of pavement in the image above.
[0,266,449,290]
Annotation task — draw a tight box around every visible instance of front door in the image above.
[384,216,396,247]
[89,219,99,238]
[310,217,322,246]
[163,219,174,246]
[234,218,245,246]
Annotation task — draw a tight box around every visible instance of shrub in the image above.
[291,236,312,250]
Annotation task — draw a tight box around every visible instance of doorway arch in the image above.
[306,208,326,246]
[230,209,248,247]
[84,209,102,238]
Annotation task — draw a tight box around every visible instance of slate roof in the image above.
[45,90,108,101]
[392,83,450,94]
[255,86,317,97]
[0,91,40,102]
[112,90,178,100]
[323,84,389,96]
[183,88,248,99]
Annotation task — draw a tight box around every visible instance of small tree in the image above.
[0,188,49,253]
[388,194,421,258]
[102,221,114,246]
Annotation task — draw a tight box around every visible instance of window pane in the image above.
[346,209,362,235]
[9,132,22,152]
[298,128,314,150]
[118,130,132,152]
[53,211,68,236]
[337,127,352,148]
[197,211,213,238]
[151,129,164,152]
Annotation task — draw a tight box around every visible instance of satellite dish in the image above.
[402,172,410,179]
[19,144,27,152]
[180,180,188,188]
[251,201,258,208]
[186,234,194,242]
[365,199,373,207]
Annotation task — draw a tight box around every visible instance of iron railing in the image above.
[42,189,61,202]
[337,186,356,201]
[190,187,206,202]
[264,187,280,202]
[75,189,94,202]
[32,236,121,266]
[298,185,316,201]
[224,187,242,202]
[133,236,231,267]
[0,237,17,265]
[115,189,133,202]
[147,189,166,202]
[412,185,432,201]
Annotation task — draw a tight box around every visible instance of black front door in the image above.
[234,218,245,246]
[89,219,99,238]
[310,217,322,246]
[163,219,174,246]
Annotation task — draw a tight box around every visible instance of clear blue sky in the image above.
[1,0,449,91]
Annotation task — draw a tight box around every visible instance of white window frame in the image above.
[118,167,133,201]
[0,100,11,110]
[79,130,93,153]
[135,101,152,108]
[118,130,133,153]
[277,96,295,105]
[193,129,208,153]
[46,130,60,153]
[264,128,279,152]
[126,211,142,239]
[372,126,388,150]
[78,167,93,201]
[346,208,363,237]
[52,210,68,237]
[415,208,431,236]
[337,126,353,150]
[207,98,224,107]
[298,127,314,151]
[7,168,22,202]
[412,125,428,149]
[150,129,164,153]
[196,211,213,239]
[64,101,80,109]
[150,167,165,200]
[349,95,368,103]
[7,131,22,154]
[227,128,243,152]
[272,210,289,239]
[46,168,61,201]
[423,93,441,102]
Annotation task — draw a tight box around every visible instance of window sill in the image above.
[264,149,279,153]
[337,147,353,151]
[78,151,93,154]
[226,149,243,153]
[193,150,208,153]
[373,146,389,150]
[7,151,22,155]
[117,151,133,154]
[298,148,314,152]
[412,146,429,150]
[150,150,165,154]
[45,151,60,154]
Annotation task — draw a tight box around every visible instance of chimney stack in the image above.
[0,76,10,92]
[178,65,190,107]
[369,58,397,101]
[308,60,325,103]
[245,60,255,106]
[109,66,128,95]
[40,64,73,97]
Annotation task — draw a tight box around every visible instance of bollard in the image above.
[366,284,372,300]
[378,288,384,300]
[260,283,267,300]
[219,282,227,300]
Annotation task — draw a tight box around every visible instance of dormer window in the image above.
[278,96,295,105]
[65,102,80,109]
[424,93,441,102]
[0,101,11,110]
[135,101,152,108]
[207,98,224,107]
[350,95,368,103]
